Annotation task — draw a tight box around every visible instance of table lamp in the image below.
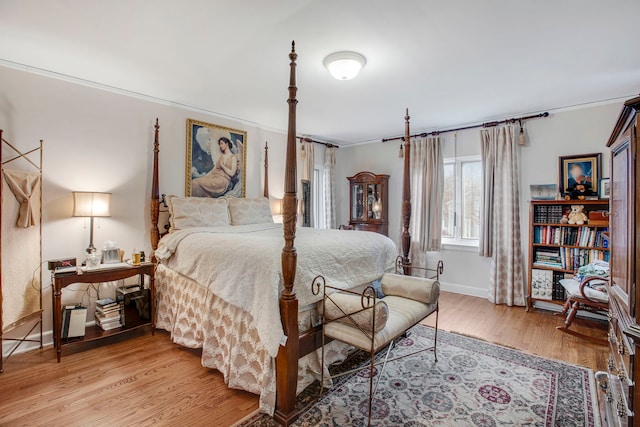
[73,191,111,253]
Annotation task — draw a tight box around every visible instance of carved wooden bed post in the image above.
[264,141,269,198]
[401,109,412,275]
[273,41,300,426]
[150,118,160,262]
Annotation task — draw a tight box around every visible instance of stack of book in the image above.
[95,297,123,331]
[533,248,562,268]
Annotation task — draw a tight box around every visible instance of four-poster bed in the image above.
[149,43,417,425]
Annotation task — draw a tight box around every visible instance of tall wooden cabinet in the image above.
[347,172,389,236]
[600,95,640,427]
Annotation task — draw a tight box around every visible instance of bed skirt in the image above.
[155,264,349,415]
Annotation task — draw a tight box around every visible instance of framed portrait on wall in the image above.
[186,119,247,198]
[558,153,601,199]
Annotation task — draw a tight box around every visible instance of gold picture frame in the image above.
[186,119,247,198]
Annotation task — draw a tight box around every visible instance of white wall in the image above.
[336,102,622,298]
[0,65,288,353]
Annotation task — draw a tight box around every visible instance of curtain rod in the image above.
[298,136,339,149]
[381,112,549,142]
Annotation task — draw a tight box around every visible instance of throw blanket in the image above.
[156,223,397,357]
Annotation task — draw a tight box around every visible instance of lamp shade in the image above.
[323,51,366,80]
[73,192,111,217]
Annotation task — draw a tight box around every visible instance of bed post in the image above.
[401,109,412,275]
[150,119,160,262]
[273,42,300,426]
[264,141,269,198]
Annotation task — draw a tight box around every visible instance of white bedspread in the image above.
[155,223,397,357]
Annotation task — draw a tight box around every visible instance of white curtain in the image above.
[323,146,337,229]
[409,136,443,267]
[479,125,525,306]
[301,140,314,227]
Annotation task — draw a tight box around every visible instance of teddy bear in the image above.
[564,183,591,200]
[567,204,588,225]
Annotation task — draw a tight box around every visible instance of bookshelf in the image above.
[527,200,609,309]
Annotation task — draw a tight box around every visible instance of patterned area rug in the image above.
[237,325,600,427]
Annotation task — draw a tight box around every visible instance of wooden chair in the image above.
[556,276,609,344]
[312,272,440,426]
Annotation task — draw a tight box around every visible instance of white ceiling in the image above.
[1,1,639,146]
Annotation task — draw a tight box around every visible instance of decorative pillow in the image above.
[323,292,389,333]
[227,197,274,225]
[380,273,440,305]
[167,196,230,230]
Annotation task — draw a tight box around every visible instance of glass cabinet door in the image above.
[352,184,364,220]
[366,184,375,219]
[368,183,382,219]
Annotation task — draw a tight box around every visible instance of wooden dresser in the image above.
[600,95,640,426]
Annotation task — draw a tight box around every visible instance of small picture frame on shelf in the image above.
[558,153,601,199]
[599,178,610,199]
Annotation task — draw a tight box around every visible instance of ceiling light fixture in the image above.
[323,51,366,81]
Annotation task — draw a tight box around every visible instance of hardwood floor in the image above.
[0,291,608,426]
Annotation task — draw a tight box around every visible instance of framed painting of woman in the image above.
[185,119,247,198]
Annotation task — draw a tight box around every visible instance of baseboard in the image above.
[439,281,487,298]
[438,283,606,321]
[2,320,99,358]
[2,330,54,358]
[531,300,607,321]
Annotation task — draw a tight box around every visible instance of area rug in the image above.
[237,325,600,426]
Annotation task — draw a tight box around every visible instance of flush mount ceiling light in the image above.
[323,51,366,80]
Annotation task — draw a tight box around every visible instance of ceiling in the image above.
[1,1,639,146]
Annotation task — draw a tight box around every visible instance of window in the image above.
[442,156,482,246]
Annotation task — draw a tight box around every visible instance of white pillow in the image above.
[167,196,230,230]
[227,197,274,225]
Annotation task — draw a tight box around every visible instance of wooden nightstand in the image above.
[51,262,154,362]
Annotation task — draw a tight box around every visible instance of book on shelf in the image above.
[94,298,124,330]
[95,314,121,324]
[96,304,123,315]
[61,304,87,338]
[117,285,141,295]
[531,269,553,300]
[95,313,123,330]
[96,297,116,306]
[96,320,122,331]
[530,269,567,302]
[552,271,566,301]
[533,225,608,248]
[533,204,564,223]
[96,309,121,318]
